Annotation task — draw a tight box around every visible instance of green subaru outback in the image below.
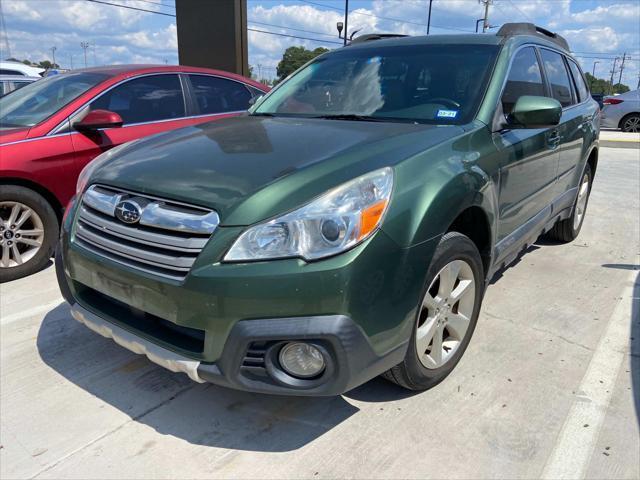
[57,23,599,396]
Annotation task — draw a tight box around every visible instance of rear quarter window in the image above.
[567,59,589,103]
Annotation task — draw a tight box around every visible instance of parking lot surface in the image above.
[1,147,639,480]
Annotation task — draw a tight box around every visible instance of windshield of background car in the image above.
[0,72,108,128]
[254,44,499,124]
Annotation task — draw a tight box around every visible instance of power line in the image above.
[505,0,533,22]
[248,28,342,45]
[84,0,342,45]
[85,0,175,16]
[131,0,175,9]
[299,0,474,33]
[249,20,337,39]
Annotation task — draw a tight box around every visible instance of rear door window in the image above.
[540,49,574,107]
[567,59,589,103]
[501,47,545,115]
[90,74,185,125]
[189,75,253,114]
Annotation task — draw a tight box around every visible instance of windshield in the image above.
[254,44,499,124]
[0,72,108,128]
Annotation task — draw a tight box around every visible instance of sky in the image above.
[1,0,639,87]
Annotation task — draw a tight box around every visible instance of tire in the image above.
[0,186,59,283]
[383,232,485,391]
[620,113,640,133]
[545,164,592,243]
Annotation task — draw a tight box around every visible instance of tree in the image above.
[584,72,630,95]
[276,46,329,80]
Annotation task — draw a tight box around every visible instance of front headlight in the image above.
[224,167,393,262]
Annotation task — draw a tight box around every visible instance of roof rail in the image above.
[496,23,570,51]
[350,33,409,45]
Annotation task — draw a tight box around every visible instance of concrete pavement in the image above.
[1,147,638,479]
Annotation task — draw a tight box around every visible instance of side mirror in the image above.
[509,96,562,128]
[249,95,263,106]
[75,109,123,131]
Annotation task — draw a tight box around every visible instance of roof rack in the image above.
[350,33,409,45]
[496,23,570,51]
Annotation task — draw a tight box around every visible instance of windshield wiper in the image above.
[312,114,388,122]
[250,112,277,117]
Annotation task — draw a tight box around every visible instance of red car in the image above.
[0,65,268,282]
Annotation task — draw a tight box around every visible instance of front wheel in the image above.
[0,186,59,283]
[383,232,485,391]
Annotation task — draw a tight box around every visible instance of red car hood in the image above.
[0,127,30,145]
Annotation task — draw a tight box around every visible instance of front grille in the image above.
[74,185,219,281]
[78,285,206,354]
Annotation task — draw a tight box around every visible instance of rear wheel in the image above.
[0,186,59,283]
[383,232,484,391]
[545,164,592,243]
[620,113,640,133]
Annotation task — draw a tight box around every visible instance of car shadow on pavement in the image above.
[37,303,360,452]
[631,272,640,427]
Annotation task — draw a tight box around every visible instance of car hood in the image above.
[91,115,465,225]
[0,127,30,144]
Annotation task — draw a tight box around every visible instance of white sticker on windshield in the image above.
[436,109,458,119]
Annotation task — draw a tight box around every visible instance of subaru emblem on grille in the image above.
[115,200,142,224]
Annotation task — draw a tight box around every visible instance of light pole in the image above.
[475,19,484,33]
[80,42,89,68]
[50,46,57,68]
[427,0,433,35]
[591,61,599,90]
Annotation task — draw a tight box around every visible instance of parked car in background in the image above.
[0,75,38,97]
[0,65,269,281]
[57,24,599,396]
[0,61,45,77]
[601,89,640,132]
[591,93,604,108]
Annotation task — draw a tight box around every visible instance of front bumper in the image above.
[67,301,407,396]
[57,198,439,395]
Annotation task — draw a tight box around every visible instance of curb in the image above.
[600,140,639,150]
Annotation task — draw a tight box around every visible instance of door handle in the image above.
[547,129,561,149]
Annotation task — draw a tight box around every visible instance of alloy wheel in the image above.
[573,173,590,230]
[0,202,45,268]
[622,116,640,133]
[416,259,476,369]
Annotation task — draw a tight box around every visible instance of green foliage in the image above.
[4,58,59,69]
[585,72,630,95]
[276,46,329,80]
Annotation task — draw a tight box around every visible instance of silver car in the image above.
[601,89,640,132]
[0,75,38,97]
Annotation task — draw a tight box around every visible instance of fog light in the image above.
[278,342,325,378]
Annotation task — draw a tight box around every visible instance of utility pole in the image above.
[50,46,56,68]
[608,56,620,95]
[480,0,492,33]
[343,0,349,46]
[91,41,96,66]
[257,63,262,80]
[80,41,89,68]
[617,52,627,86]
[69,53,73,70]
[591,61,599,90]
[427,0,433,35]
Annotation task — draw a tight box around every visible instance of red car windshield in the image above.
[0,72,108,128]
